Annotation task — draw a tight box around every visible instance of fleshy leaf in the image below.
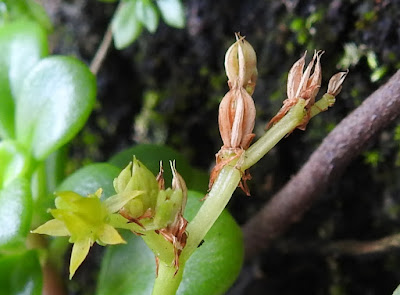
[16,56,96,160]
[0,250,42,295]
[0,178,32,249]
[112,0,143,49]
[0,140,31,190]
[156,0,185,28]
[70,238,92,279]
[96,191,244,295]
[136,0,159,33]
[0,20,48,139]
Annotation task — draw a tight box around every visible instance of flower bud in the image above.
[113,157,159,219]
[153,188,184,229]
[224,33,258,93]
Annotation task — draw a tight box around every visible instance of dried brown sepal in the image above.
[156,216,188,275]
[267,50,324,130]
[155,162,189,275]
[327,70,349,96]
[170,160,188,213]
[238,169,252,196]
[156,161,165,190]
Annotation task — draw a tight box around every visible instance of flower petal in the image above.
[31,219,70,236]
[103,190,144,213]
[69,238,92,279]
[98,224,126,245]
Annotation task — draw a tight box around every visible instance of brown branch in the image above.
[243,70,400,261]
[272,233,400,257]
[324,233,400,256]
[90,25,113,75]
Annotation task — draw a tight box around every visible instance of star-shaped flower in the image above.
[33,188,143,278]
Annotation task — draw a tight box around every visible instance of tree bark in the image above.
[243,70,400,261]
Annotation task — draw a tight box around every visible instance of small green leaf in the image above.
[0,20,48,139]
[136,0,159,33]
[0,250,42,295]
[370,65,388,83]
[96,191,243,295]
[25,0,53,31]
[156,0,185,28]
[393,284,400,295]
[57,163,120,200]
[16,56,96,160]
[0,140,31,190]
[0,178,32,249]
[112,0,143,49]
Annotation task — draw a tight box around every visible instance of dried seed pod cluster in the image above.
[267,51,348,130]
[210,33,258,194]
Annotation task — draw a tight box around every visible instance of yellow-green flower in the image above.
[33,188,142,279]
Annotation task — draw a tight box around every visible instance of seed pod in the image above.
[224,33,258,93]
[218,87,256,149]
[327,70,349,96]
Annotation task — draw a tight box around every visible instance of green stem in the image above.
[182,164,241,260]
[149,99,311,293]
[142,231,175,263]
[242,99,306,170]
[152,261,184,295]
[310,93,335,118]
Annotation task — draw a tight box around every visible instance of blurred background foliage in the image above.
[40,0,400,294]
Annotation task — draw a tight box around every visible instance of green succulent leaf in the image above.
[156,0,185,28]
[25,0,53,31]
[109,144,207,192]
[1,0,52,31]
[0,250,42,295]
[96,191,244,295]
[136,0,159,33]
[0,140,31,190]
[57,163,120,200]
[16,56,96,160]
[112,0,143,49]
[0,20,48,139]
[0,178,32,249]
